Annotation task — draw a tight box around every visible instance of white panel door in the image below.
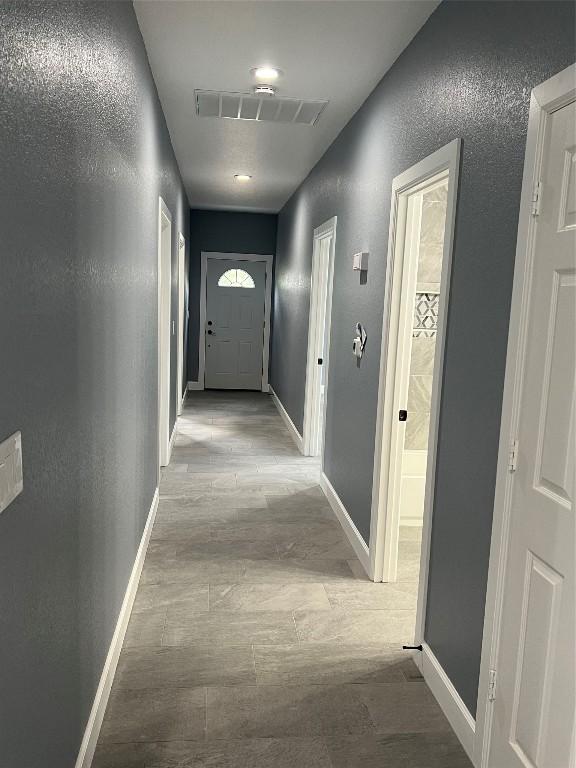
[489,99,575,768]
[205,258,267,390]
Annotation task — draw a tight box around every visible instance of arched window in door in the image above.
[217,268,255,288]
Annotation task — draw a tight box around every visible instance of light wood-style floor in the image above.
[93,391,471,767]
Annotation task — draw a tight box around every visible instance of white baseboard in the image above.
[75,488,159,768]
[168,422,177,463]
[420,642,476,763]
[178,387,187,415]
[269,386,304,454]
[320,471,371,577]
[187,380,204,391]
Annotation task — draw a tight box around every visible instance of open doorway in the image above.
[176,233,186,415]
[303,217,337,457]
[157,197,172,469]
[370,141,461,640]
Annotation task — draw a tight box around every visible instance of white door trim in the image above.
[198,252,273,392]
[369,140,461,640]
[303,217,337,457]
[176,233,186,415]
[475,63,576,768]
[157,197,172,471]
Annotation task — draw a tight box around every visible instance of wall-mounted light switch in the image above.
[0,432,23,515]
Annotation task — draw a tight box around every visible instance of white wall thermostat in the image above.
[352,251,369,271]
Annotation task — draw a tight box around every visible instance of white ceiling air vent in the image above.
[195,90,328,126]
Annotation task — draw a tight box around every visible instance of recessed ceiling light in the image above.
[252,66,281,81]
[234,174,252,182]
[253,85,276,97]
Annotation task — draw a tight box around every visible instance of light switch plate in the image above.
[0,431,23,515]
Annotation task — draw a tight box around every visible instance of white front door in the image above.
[204,258,267,390]
[489,98,575,768]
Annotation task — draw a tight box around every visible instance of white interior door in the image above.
[204,258,267,390]
[303,217,337,458]
[489,98,575,768]
[309,235,331,456]
[158,201,172,467]
[177,234,186,415]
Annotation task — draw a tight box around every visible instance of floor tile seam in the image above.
[98,735,346,744]
[123,642,419,656]
[202,680,426,691]
[113,685,431,705]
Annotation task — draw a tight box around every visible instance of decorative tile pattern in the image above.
[413,292,439,338]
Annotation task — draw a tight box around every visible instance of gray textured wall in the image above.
[270,0,575,715]
[0,2,188,765]
[188,209,277,382]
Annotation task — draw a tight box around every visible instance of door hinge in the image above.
[488,669,497,702]
[508,439,519,472]
[531,180,543,216]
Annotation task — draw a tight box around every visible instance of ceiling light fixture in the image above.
[234,174,252,182]
[253,85,276,97]
[252,66,281,81]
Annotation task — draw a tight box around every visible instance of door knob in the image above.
[207,330,213,335]
[399,410,407,422]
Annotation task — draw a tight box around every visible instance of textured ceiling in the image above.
[134,1,439,212]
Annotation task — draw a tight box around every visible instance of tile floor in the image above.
[94,391,472,767]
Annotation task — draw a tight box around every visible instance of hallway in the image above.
[93,392,471,767]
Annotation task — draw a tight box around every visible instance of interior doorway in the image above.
[198,252,273,391]
[157,197,172,469]
[176,233,186,415]
[303,217,337,457]
[370,141,461,638]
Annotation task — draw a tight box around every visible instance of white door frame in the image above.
[157,197,172,469]
[176,232,186,415]
[303,217,337,457]
[197,252,273,392]
[474,63,576,768]
[369,140,461,638]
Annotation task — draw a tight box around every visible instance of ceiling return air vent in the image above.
[195,90,328,126]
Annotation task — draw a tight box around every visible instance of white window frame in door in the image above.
[369,141,461,627]
[303,217,337,457]
[474,64,576,768]
[176,232,186,415]
[197,252,273,392]
[157,197,172,470]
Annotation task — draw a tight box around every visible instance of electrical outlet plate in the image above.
[0,431,23,515]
